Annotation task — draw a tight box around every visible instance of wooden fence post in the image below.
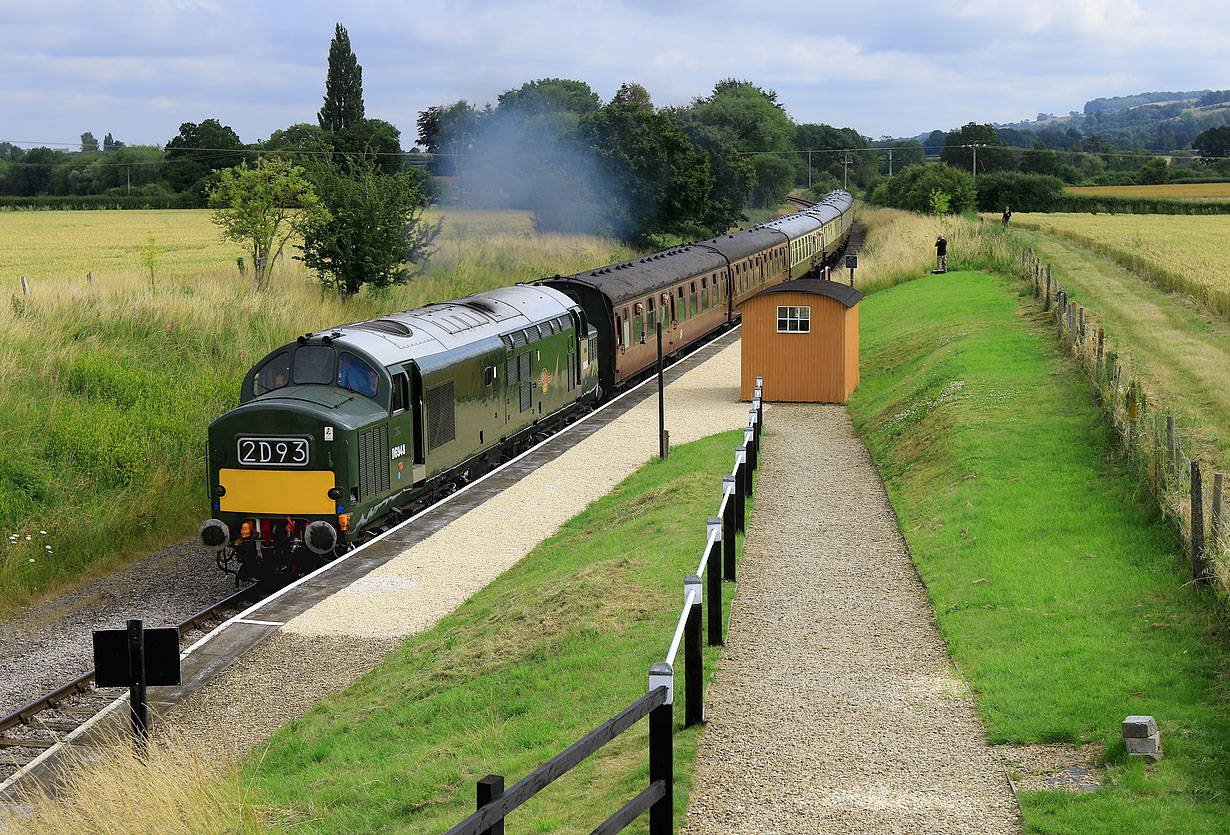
[684,575,703,727]
[1097,328,1105,368]
[734,447,747,534]
[87,271,93,285]
[1167,417,1177,480]
[1212,473,1225,554]
[706,517,723,647]
[20,276,28,296]
[1191,461,1207,585]
[648,664,674,835]
[477,775,505,835]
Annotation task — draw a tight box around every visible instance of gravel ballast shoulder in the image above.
[680,403,1019,834]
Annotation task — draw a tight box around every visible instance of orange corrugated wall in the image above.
[740,292,859,402]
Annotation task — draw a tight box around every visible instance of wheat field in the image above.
[1013,213,1230,317]
[1064,183,1230,200]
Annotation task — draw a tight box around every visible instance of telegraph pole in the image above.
[888,148,893,177]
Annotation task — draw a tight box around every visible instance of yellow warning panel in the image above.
[219,468,336,515]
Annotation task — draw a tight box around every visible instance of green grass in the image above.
[242,430,745,834]
[848,270,1230,833]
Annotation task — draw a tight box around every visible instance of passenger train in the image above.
[197,191,854,583]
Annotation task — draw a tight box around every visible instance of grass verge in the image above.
[234,430,744,833]
[848,269,1229,833]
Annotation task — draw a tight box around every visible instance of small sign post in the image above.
[844,253,857,287]
[93,620,181,756]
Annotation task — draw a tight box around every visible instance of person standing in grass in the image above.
[935,234,948,273]
[1002,206,1012,229]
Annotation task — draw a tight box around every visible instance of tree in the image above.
[417,101,479,175]
[940,123,1017,175]
[333,118,403,175]
[692,79,797,206]
[318,23,365,134]
[300,156,441,299]
[922,130,947,157]
[262,123,328,154]
[1138,157,1169,184]
[559,102,713,240]
[79,132,99,153]
[611,82,652,111]
[973,171,1065,212]
[165,119,246,195]
[1193,126,1230,162]
[868,163,975,214]
[102,132,124,152]
[669,113,755,233]
[497,78,602,118]
[0,147,57,196]
[208,157,330,290]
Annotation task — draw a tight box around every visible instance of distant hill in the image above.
[909,89,1230,154]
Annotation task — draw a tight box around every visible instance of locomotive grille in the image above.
[426,380,456,451]
[506,355,519,384]
[520,382,532,413]
[568,351,575,391]
[357,424,390,500]
[518,352,531,381]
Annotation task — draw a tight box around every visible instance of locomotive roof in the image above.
[553,245,728,305]
[310,284,577,367]
[696,225,789,261]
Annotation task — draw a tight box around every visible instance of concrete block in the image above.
[1122,715,1158,738]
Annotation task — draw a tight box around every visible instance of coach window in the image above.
[254,351,291,396]
[615,313,624,348]
[677,286,686,321]
[633,302,645,344]
[777,305,810,333]
[293,344,335,386]
[700,277,708,310]
[689,282,698,317]
[622,313,631,350]
[647,297,656,332]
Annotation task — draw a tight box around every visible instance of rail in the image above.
[447,379,765,834]
[0,584,255,737]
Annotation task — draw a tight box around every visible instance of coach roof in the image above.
[554,245,728,305]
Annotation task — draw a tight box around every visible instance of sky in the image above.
[2,0,1228,151]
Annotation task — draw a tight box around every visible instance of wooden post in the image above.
[1191,461,1207,585]
[1212,473,1225,554]
[87,271,93,285]
[1097,328,1105,367]
[477,775,505,835]
[21,276,28,296]
[735,448,747,534]
[684,575,703,727]
[706,518,723,647]
[1079,307,1086,341]
[648,664,673,835]
[1167,417,1178,480]
[743,428,756,496]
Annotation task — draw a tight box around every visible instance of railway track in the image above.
[0,585,254,780]
[0,322,744,805]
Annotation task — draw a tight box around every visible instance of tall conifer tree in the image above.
[318,24,365,134]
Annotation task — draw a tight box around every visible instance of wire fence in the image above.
[1021,250,1228,599]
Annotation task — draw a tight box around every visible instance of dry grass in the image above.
[852,205,1018,294]
[1012,212,1230,319]
[4,724,283,835]
[1064,183,1230,200]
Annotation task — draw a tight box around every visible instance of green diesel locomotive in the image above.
[198,284,599,583]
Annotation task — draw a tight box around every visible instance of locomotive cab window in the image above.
[254,351,291,396]
[777,305,811,333]
[338,352,379,398]
[292,345,335,386]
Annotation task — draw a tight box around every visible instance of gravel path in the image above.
[681,404,1019,834]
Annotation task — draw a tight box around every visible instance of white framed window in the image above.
[777,305,810,333]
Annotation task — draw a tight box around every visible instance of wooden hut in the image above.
[740,279,863,402]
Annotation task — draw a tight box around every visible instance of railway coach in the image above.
[198,284,599,583]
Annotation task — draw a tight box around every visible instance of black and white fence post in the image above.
[755,376,764,429]
[748,409,760,475]
[743,428,756,496]
[648,663,674,835]
[476,775,505,835]
[734,446,747,534]
[722,476,737,582]
[684,575,703,727]
[706,517,723,647]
